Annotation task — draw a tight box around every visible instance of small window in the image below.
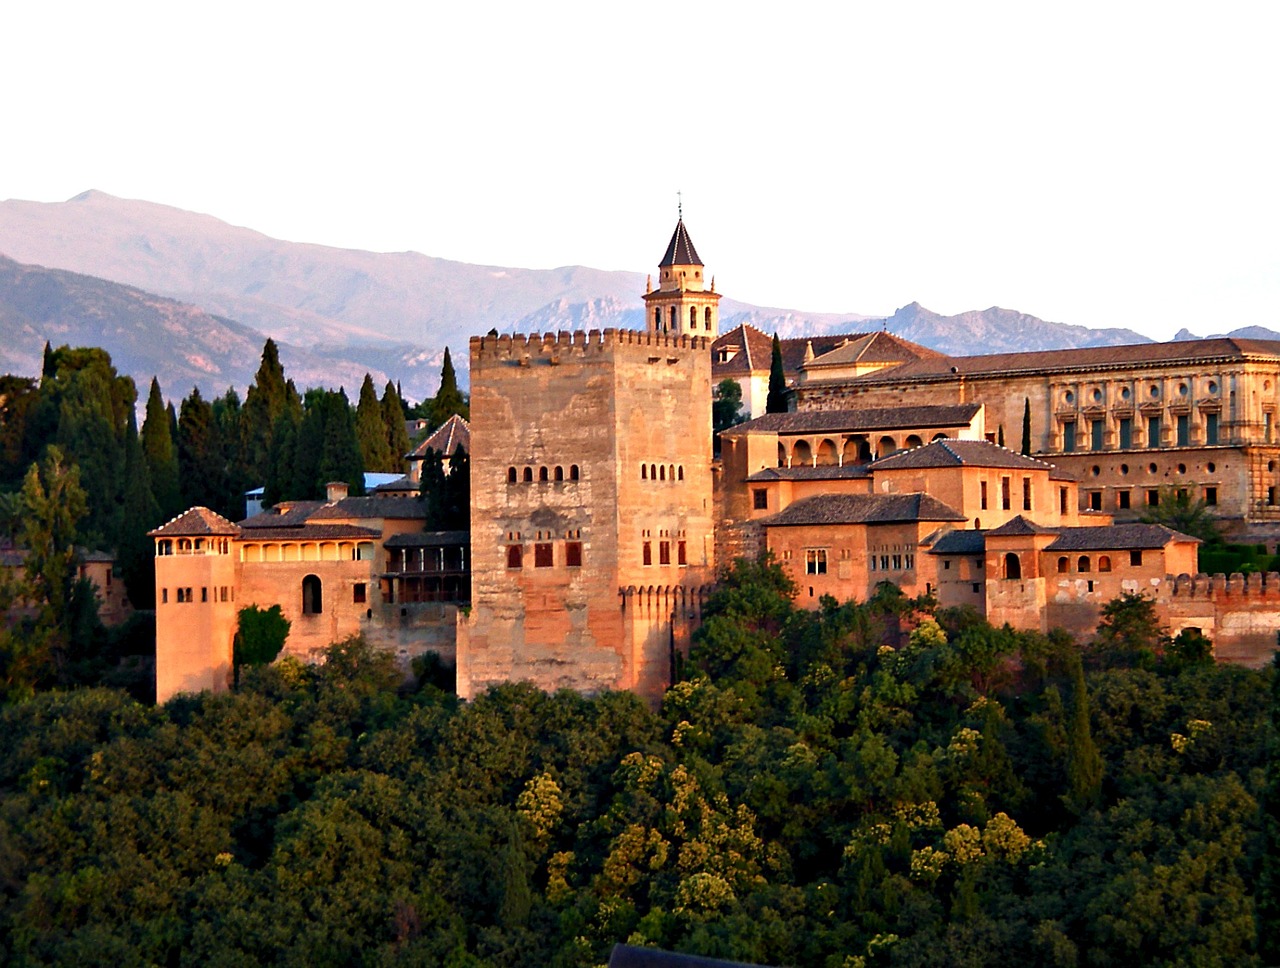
[507,545,523,569]
[523,467,533,483]
[162,588,168,604]
[1098,555,1112,573]
[972,583,981,593]
[1078,556,1091,574]
[753,489,769,510]
[1204,486,1218,506]
[659,541,671,565]
[677,466,684,481]
[1147,488,1160,507]
[642,464,648,480]
[569,465,580,480]
[1059,487,1068,514]
[806,549,828,575]
[353,583,367,604]
[565,542,583,567]
[677,541,687,566]
[659,465,666,481]
[1022,477,1032,511]
[534,543,553,568]
[1089,491,1102,511]
[1001,477,1011,510]
[643,542,652,566]
[980,481,988,510]
[554,466,564,482]
[1118,490,1131,510]
[508,467,517,483]
[1057,556,1069,574]
[539,466,549,483]
[302,575,323,614]
[1130,550,1143,566]
[201,587,208,603]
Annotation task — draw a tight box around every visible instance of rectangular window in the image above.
[1091,419,1104,451]
[892,554,903,570]
[1269,486,1277,507]
[642,541,652,566]
[506,545,523,569]
[1118,490,1131,510]
[1147,488,1160,507]
[201,586,208,603]
[534,543,553,567]
[1206,412,1219,445]
[882,555,891,571]
[353,583,367,603]
[869,556,877,572]
[162,588,168,604]
[1060,486,1068,514]
[1205,486,1218,506]
[677,541,687,566]
[980,480,988,510]
[972,583,981,593]
[1119,418,1132,450]
[806,549,827,575]
[1001,477,1011,511]
[1148,416,1161,448]
[565,542,583,567]
[1130,549,1143,566]
[1063,422,1076,451]
[1177,413,1189,446]
[659,541,671,565]
[1089,491,1102,511]
[944,560,951,570]
[1022,477,1032,511]
[752,489,768,510]
[1267,412,1274,443]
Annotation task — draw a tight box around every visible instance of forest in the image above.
[0,559,1276,967]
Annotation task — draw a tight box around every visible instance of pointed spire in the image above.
[659,219,703,267]
[803,340,815,363]
[646,274,652,294]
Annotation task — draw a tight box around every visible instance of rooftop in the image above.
[870,438,1061,472]
[148,507,241,538]
[1045,523,1201,551]
[409,414,470,460]
[727,404,983,437]
[658,218,703,267]
[764,492,966,527]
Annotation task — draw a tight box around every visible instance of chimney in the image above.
[326,481,349,502]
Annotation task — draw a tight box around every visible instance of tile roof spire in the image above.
[659,218,703,267]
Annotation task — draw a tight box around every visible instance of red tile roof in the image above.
[870,439,1062,472]
[409,414,470,460]
[728,405,983,436]
[764,492,966,527]
[148,507,241,538]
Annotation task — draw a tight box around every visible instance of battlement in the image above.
[471,328,710,366]
[1161,571,1280,602]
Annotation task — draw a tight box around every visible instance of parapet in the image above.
[471,329,711,366]
[1163,571,1280,601]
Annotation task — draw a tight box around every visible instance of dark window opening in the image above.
[522,467,533,483]
[302,575,323,615]
[353,583,367,604]
[1063,422,1076,451]
[659,541,671,565]
[677,540,687,566]
[507,466,517,483]
[1089,491,1102,511]
[1022,477,1032,511]
[1119,418,1132,450]
[1206,413,1219,445]
[1177,414,1189,446]
[753,489,768,510]
[1118,490,1131,510]
[534,543,553,567]
[1148,416,1161,447]
[1091,419,1104,451]
[539,466,549,482]
[1004,553,1021,580]
[569,465,580,480]
[565,542,582,567]
[1057,556,1069,573]
[1099,555,1112,573]
[1078,556,1091,573]
[1205,486,1218,506]
[507,545,523,569]
[643,542,652,566]
[1130,550,1143,566]
[554,466,564,481]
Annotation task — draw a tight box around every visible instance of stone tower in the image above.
[459,226,719,704]
[643,218,721,339]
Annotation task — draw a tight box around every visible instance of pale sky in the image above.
[4,1,1278,340]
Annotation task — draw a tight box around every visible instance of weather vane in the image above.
[677,191,682,219]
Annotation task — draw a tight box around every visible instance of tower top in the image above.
[658,219,703,268]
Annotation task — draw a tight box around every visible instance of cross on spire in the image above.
[677,190,682,220]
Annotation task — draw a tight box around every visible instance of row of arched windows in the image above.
[508,465,581,484]
[653,306,714,333]
[641,463,684,482]
[1058,555,1113,574]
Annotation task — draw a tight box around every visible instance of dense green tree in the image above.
[317,389,365,496]
[263,380,303,506]
[765,334,787,413]
[712,379,744,436]
[426,347,469,429]
[1259,646,1280,962]
[116,413,160,610]
[1089,592,1167,669]
[177,387,226,513]
[1140,484,1220,543]
[382,380,411,474]
[422,446,470,531]
[1064,654,1103,814]
[355,374,394,472]
[213,387,247,519]
[141,378,182,519]
[234,605,290,684]
[0,375,39,491]
[240,339,289,484]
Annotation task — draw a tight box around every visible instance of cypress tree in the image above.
[355,375,393,472]
[1021,397,1032,455]
[766,334,788,413]
[241,339,289,483]
[214,388,246,519]
[117,412,160,609]
[1064,654,1103,814]
[177,388,224,512]
[1258,644,1280,961]
[264,382,303,506]
[142,378,182,519]
[428,348,468,428]
[382,380,411,474]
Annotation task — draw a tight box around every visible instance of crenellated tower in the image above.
[643,217,721,339]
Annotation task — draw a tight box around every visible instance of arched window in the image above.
[302,575,323,615]
[1098,555,1112,573]
[906,435,923,449]
[792,440,813,465]
[554,466,564,482]
[158,540,172,556]
[816,439,838,466]
[659,465,666,481]
[507,467,517,483]
[677,466,684,481]
[650,463,657,480]
[1057,556,1069,573]
[569,465,580,480]
[690,306,697,328]
[641,464,648,480]
[1078,556,1091,573]
[539,466,549,482]
[522,467,533,483]
[668,464,675,481]
[778,442,788,466]
[705,307,712,329]
[877,436,897,458]
[1004,553,1021,580]
[669,307,676,329]
[654,308,661,329]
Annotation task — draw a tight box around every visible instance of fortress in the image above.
[151,218,1280,702]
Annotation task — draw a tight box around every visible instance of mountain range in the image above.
[3,190,1272,402]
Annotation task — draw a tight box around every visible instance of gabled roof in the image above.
[659,219,703,267]
[818,337,1280,386]
[870,438,1058,472]
[927,529,987,555]
[373,475,418,494]
[1045,524,1200,551]
[148,507,241,538]
[727,405,983,437]
[308,496,428,520]
[409,414,470,460]
[746,464,873,482]
[803,331,946,370]
[986,515,1058,536]
[710,324,940,379]
[239,501,326,529]
[764,492,966,527]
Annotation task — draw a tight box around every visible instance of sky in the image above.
[4,1,1278,341]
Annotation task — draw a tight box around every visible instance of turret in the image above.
[642,217,721,339]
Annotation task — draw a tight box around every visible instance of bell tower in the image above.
[642,213,721,339]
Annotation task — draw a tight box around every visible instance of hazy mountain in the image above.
[1173,325,1280,342]
[0,191,1161,388]
[0,255,400,401]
